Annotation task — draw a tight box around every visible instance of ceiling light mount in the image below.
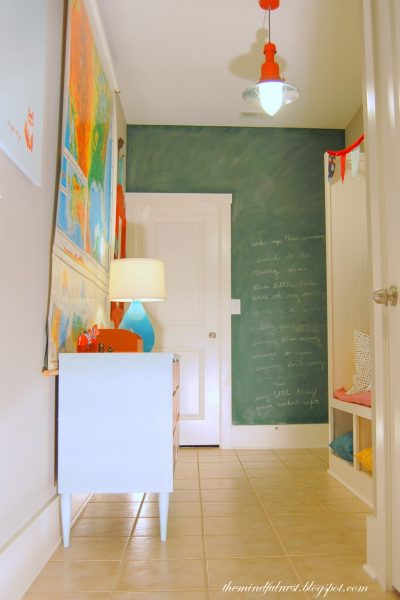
[243,0,299,117]
[259,0,280,10]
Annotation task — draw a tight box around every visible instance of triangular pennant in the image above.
[328,155,336,183]
[350,146,361,178]
[340,154,346,183]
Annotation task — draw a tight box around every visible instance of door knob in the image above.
[208,331,217,339]
[373,286,398,306]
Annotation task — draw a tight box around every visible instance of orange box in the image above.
[96,329,143,352]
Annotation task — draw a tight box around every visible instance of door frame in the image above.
[362,0,400,590]
[125,192,233,448]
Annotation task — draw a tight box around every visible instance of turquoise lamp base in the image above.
[119,300,155,352]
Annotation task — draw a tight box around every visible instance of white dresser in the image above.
[58,352,179,546]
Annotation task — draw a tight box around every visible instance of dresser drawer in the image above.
[172,358,180,464]
[173,419,180,463]
[173,359,179,393]
[173,386,179,425]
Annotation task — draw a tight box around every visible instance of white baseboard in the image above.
[0,495,60,600]
[222,423,329,449]
[0,493,91,600]
[365,514,393,591]
[363,561,378,581]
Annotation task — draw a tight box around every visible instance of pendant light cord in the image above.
[268,9,271,42]
[262,7,271,43]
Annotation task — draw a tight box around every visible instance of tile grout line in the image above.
[108,491,147,594]
[277,452,335,513]
[236,449,314,600]
[276,450,370,556]
[196,448,212,600]
[24,449,374,599]
[269,449,345,594]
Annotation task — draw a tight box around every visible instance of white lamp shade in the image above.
[109,258,166,302]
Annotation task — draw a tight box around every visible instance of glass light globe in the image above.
[259,81,284,116]
[243,79,300,116]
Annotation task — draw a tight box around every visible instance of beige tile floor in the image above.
[23,447,400,599]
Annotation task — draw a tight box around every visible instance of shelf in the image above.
[328,453,373,507]
[330,397,372,420]
[325,153,373,508]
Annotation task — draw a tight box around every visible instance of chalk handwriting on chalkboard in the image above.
[236,231,327,425]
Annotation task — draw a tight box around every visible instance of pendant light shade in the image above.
[243,1,300,116]
[243,78,300,117]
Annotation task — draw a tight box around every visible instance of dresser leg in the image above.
[158,492,169,541]
[60,493,72,548]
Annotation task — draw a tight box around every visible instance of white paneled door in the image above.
[125,193,232,446]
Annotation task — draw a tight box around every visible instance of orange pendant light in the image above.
[243,0,300,116]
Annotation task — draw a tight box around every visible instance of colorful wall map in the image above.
[49,255,110,356]
[47,0,114,369]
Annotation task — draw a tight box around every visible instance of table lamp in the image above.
[109,258,166,352]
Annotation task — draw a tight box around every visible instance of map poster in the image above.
[47,0,115,369]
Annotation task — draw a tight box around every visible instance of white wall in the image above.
[346,104,365,149]
[0,0,126,595]
[0,1,65,598]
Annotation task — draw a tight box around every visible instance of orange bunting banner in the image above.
[326,134,364,183]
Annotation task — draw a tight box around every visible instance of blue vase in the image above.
[119,300,155,352]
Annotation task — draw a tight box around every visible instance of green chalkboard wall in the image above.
[126,125,344,425]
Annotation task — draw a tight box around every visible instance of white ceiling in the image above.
[96,0,363,129]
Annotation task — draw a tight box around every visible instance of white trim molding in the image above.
[0,496,60,600]
[126,193,232,448]
[225,423,328,450]
[0,494,91,600]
